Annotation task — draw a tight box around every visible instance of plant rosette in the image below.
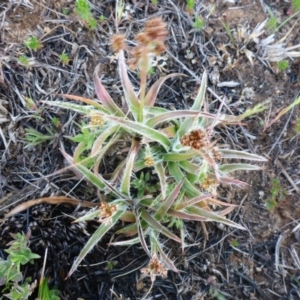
[44,17,267,279]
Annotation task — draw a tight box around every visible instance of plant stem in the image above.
[276,10,300,31]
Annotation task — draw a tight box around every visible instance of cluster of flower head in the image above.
[140,254,168,281]
[98,202,117,224]
[180,129,210,150]
[89,115,105,128]
[144,155,155,167]
[110,17,168,70]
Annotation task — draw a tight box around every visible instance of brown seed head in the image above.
[180,129,210,150]
[98,202,117,223]
[141,254,168,280]
[111,34,126,52]
[211,147,222,162]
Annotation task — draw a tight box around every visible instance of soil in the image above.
[1,0,300,299]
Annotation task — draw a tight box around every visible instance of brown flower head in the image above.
[211,147,222,162]
[141,254,168,281]
[111,34,126,52]
[129,17,168,70]
[180,129,210,150]
[98,202,117,224]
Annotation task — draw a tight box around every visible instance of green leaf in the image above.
[120,139,140,196]
[68,207,127,278]
[43,101,96,115]
[162,151,198,161]
[168,162,201,198]
[155,181,183,221]
[58,94,109,112]
[219,149,267,161]
[141,208,181,243]
[94,112,171,150]
[186,206,245,230]
[178,70,207,137]
[154,162,167,200]
[94,64,125,117]
[146,110,214,128]
[91,124,120,157]
[118,50,140,120]
[219,163,264,173]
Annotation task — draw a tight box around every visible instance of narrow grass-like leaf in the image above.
[91,124,120,157]
[67,207,127,278]
[73,209,100,223]
[110,236,141,246]
[43,101,95,115]
[179,160,201,174]
[175,194,213,210]
[186,206,246,230]
[58,94,109,112]
[135,209,151,257]
[118,51,140,118]
[168,162,201,198]
[155,181,183,221]
[95,112,171,150]
[219,163,263,173]
[120,138,140,196]
[145,73,185,107]
[120,211,136,222]
[219,149,267,161]
[219,176,249,187]
[141,208,181,243]
[178,70,207,137]
[94,64,125,117]
[116,223,138,236]
[154,162,167,200]
[167,208,207,221]
[265,95,300,129]
[146,110,214,128]
[162,151,197,162]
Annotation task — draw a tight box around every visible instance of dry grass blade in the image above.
[5,196,98,219]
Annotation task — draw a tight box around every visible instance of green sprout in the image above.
[265,178,286,211]
[151,0,158,5]
[186,0,195,12]
[231,239,239,247]
[277,60,289,71]
[75,0,97,30]
[131,172,158,198]
[296,118,300,133]
[106,261,116,270]
[59,52,70,65]
[267,16,277,31]
[193,15,205,30]
[17,56,31,67]
[62,8,70,15]
[38,278,59,300]
[24,36,42,51]
[293,0,300,12]
[266,7,277,31]
[51,117,60,127]
[99,14,106,22]
[24,128,56,148]
[1,232,41,299]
